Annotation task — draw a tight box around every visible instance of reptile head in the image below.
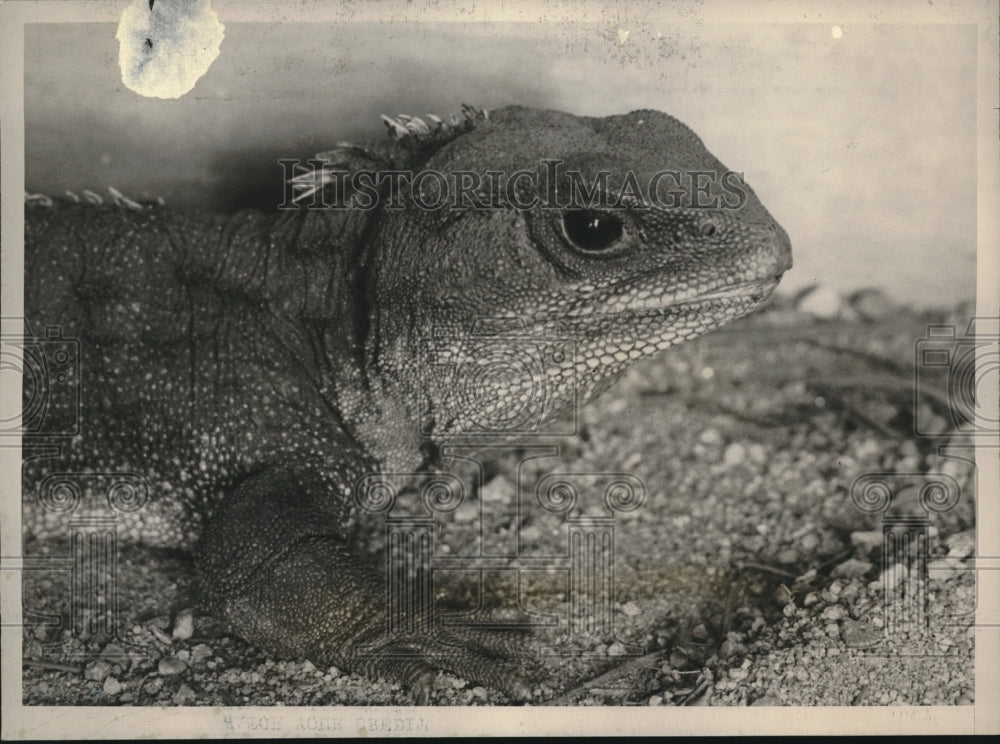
[352,105,792,443]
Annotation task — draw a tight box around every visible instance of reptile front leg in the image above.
[196,461,533,702]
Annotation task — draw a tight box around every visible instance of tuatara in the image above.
[22,104,792,700]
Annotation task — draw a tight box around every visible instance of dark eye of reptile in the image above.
[562,210,624,252]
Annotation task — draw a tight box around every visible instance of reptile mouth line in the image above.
[536,278,781,332]
[584,278,781,318]
[684,278,780,306]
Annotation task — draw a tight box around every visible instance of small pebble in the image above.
[191,644,213,663]
[928,558,962,581]
[800,532,821,551]
[777,548,799,565]
[171,608,194,641]
[846,288,895,321]
[751,694,782,706]
[622,452,642,470]
[920,414,950,436]
[850,531,883,550]
[747,444,768,464]
[699,428,722,445]
[821,605,844,621]
[480,475,515,503]
[103,677,123,695]
[831,558,873,580]
[84,660,112,682]
[173,684,196,704]
[158,655,187,677]
[839,581,861,602]
[798,286,842,318]
[940,458,971,482]
[719,638,745,658]
[621,601,641,617]
[877,565,907,590]
[100,643,128,660]
[723,442,746,466]
[796,568,817,584]
[519,524,541,541]
[842,619,882,648]
[144,677,164,694]
[149,626,172,645]
[946,531,975,559]
[453,501,478,523]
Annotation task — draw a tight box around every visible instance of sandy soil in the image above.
[21,299,977,706]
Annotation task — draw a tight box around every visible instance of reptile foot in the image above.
[358,628,538,703]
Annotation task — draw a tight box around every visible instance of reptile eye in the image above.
[562,210,624,253]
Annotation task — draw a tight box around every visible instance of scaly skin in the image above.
[23,105,791,700]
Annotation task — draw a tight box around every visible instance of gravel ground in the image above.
[21,298,977,706]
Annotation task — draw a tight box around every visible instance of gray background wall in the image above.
[24,19,977,307]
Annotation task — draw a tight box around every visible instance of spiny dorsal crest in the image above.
[25,186,163,210]
[287,104,489,205]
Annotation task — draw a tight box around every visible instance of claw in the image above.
[507,678,533,702]
[82,189,103,205]
[409,671,436,705]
